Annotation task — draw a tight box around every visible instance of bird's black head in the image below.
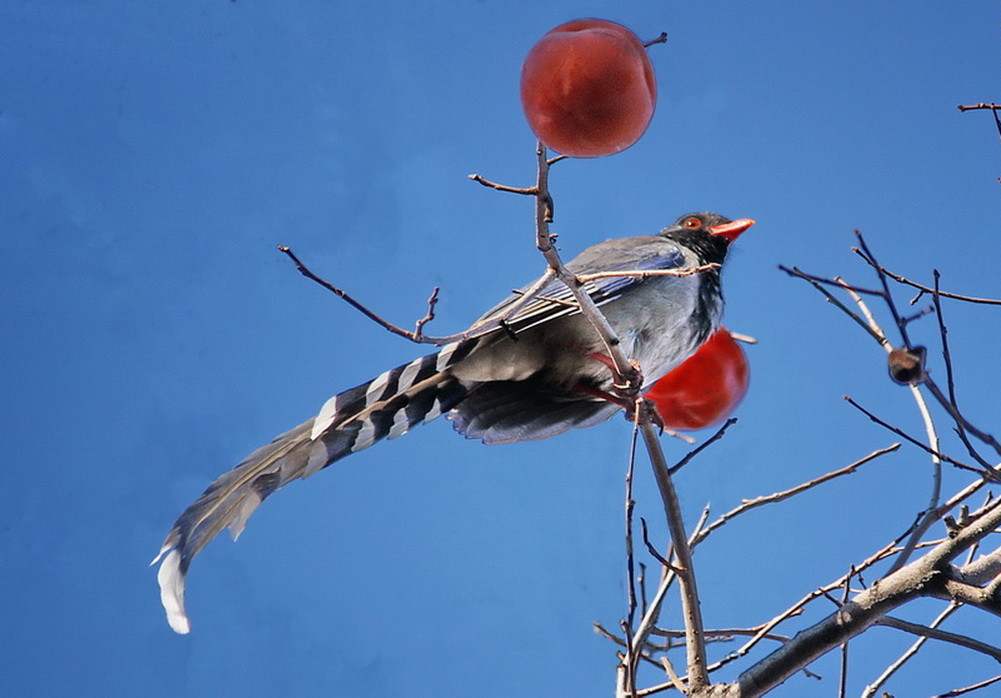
[660,212,754,265]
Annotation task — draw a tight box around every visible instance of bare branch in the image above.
[640,518,674,571]
[649,626,790,644]
[933,673,1001,697]
[957,102,1001,111]
[874,615,1001,662]
[629,507,711,677]
[467,173,537,196]
[735,498,1001,695]
[869,525,985,698]
[852,231,916,347]
[641,417,709,690]
[693,444,901,546]
[577,263,721,284]
[843,396,985,475]
[660,656,688,695]
[624,409,643,697]
[862,602,962,697]
[959,546,1001,585]
[957,102,1001,155]
[873,263,1001,306]
[778,264,886,297]
[528,142,638,385]
[669,418,738,476]
[278,245,447,344]
[838,567,853,698]
[833,280,944,572]
[779,265,886,344]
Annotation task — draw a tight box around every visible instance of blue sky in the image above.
[3,2,1000,696]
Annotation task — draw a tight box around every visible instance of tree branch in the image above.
[641,417,709,691]
[874,615,1001,662]
[692,444,900,546]
[861,602,962,698]
[735,497,1001,695]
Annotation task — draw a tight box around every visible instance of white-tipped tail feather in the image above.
[153,212,745,634]
[152,547,190,634]
[154,350,475,633]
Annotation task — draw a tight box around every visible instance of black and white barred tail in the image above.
[153,212,746,634]
[153,338,480,634]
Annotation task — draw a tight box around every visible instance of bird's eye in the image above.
[683,217,702,229]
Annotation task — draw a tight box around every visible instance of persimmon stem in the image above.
[643,32,668,48]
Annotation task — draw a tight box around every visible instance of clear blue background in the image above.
[3,2,1000,696]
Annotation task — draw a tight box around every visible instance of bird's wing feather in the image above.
[471,237,685,336]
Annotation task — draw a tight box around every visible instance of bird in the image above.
[153,211,753,634]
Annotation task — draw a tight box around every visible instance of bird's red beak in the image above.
[708,218,755,243]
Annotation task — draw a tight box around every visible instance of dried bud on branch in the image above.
[888,346,926,384]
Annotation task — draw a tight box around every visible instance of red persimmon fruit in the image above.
[647,327,749,431]
[520,19,657,158]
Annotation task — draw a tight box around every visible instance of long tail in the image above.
[153,340,478,633]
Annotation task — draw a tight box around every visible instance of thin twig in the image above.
[629,507,711,675]
[692,444,900,547]
[885,377,943,574]
[413,286,440,337]
[278,245,445,343]
[778,264,886,296]
[843,396,983,474]
[957,102,1001,111]
[467,173,537,195]
[638,562,648,618]
[922,377,1001,463]
[852,231,915,347]
[874,616,1001,662]
[659,656,687,695]
[779,265,885,343]
[859,259,1001,306]
[529,142,637,385]
[957,101,1001,150]
[838,566,854,698]
[640,518,674,570]
[834,276,890,348]
[924,268,996,470]
[278,245,563,346]
[577,263,720,283]
[649,626,790,644]
[933,673,1001,697]
[836,282,945,574]
[669,418,737,476]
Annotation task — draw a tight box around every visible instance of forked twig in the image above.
[866,262,1001,306]
[844,396,986,476]
[835,280,945,573]
[933,673,1001,698]
[874,615,1001,662]
[863,534,986,698]
[692,444,901,547]
[278,245,445,344]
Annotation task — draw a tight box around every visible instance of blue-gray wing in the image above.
[472,236,686,336]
